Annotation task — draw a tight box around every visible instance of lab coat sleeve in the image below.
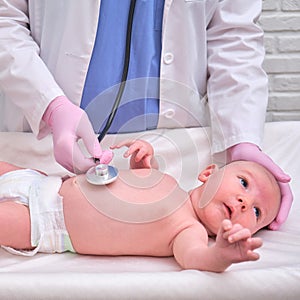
[0,0,64,136]
[206,0,268,153]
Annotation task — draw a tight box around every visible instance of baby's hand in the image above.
[214,219,263,265]
[110,139,154,169]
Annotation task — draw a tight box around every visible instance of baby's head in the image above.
[192,161,281,236]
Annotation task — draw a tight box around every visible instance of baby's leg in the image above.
[0,201,33,250]
[0,161,23,176]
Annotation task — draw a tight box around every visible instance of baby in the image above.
[0,140,281,272]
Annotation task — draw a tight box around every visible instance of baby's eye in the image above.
[240,178,248,188]
[253,207,261,219]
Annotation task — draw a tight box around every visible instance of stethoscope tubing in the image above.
[89,0,137,185]
[97,0,137,143]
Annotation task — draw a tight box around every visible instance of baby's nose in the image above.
[237,196,253,212]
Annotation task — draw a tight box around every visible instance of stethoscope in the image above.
[86,0,136,185]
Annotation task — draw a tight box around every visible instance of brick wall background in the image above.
[260,0,300,121]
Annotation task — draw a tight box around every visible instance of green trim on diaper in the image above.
[64,234,76,253]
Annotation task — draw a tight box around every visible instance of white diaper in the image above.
[0,169,75,256]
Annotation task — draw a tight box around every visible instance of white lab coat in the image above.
[0,0,268,153]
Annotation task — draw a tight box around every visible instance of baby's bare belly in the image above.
[60,169,191,256]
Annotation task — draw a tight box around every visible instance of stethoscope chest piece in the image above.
[86,164,119,185]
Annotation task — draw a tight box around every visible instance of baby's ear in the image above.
[198,164,219,183]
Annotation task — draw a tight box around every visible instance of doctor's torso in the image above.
[10,0,214,131]
[0,0,267,155]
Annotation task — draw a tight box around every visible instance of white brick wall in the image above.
[260,0,300,121]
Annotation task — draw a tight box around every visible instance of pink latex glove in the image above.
[42,96,113,174]
[228,143,292,230]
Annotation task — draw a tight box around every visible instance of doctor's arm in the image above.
[0,0,63,135]
[0,1,111,174]
[205,0,292,229]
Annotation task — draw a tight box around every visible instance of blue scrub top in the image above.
[81,0,164,134]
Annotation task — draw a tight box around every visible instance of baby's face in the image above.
[195,161,281,236]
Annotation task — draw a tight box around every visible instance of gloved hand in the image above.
[42,96,113,174]
[228,142,292,230]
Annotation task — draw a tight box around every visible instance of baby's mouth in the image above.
[224,204,232,219]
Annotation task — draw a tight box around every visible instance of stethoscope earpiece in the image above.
[86,164,119,185]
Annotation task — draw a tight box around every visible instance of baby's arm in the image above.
[110,139,159,169]
[173,220,262,272]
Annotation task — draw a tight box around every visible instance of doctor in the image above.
[0,0,292,229]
